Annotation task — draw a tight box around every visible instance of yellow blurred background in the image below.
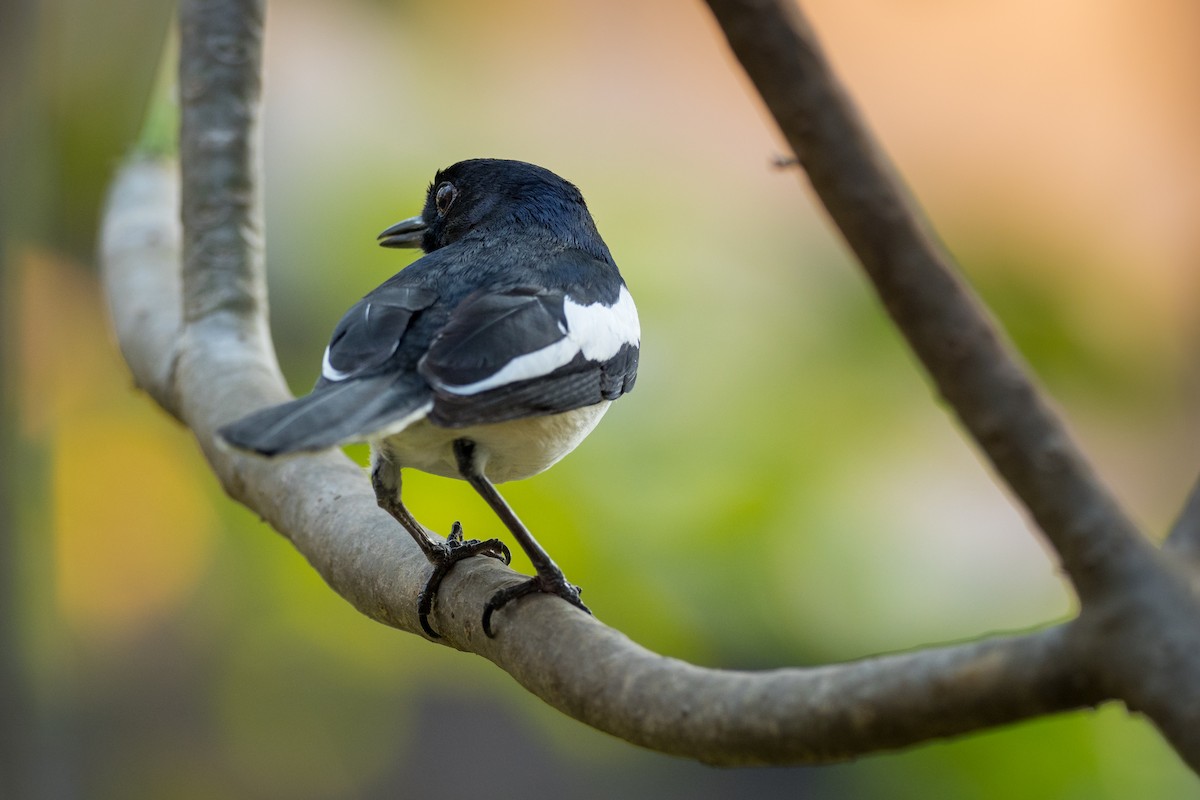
[3,0,1199,797]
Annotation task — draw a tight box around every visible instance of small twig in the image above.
[1165,476,1200,561]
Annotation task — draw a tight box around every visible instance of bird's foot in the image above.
[482,570,591,637]
[418,521,510,639]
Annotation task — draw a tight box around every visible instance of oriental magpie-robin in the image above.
[219,158,640,637]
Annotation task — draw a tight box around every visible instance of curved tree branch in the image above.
[100,150,1105,766]
[98,0,1200,772]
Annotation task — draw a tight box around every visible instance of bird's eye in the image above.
[434,182,458,216]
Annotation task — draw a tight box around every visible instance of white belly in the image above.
[374,402,611,484]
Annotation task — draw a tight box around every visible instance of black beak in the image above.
[377,215,427,248]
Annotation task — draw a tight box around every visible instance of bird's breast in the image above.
[375,402,611,483]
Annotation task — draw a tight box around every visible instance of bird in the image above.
[218,158,640,638]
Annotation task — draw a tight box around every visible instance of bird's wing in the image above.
[420,284,640,427]
[219,282,440,455]
[317,283,439,386]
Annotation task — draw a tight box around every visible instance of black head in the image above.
[377,159,613,263]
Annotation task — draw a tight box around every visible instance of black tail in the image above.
[218,375,431,456]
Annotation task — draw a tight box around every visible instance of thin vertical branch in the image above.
[176,0,287,454]
[179,0,268,330]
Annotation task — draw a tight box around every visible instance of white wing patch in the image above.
[436,285,640,396]
[567,284,641,362]
[321,345,352,382]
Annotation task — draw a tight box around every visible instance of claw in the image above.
[417,529,510,638]
[481,572,591,637]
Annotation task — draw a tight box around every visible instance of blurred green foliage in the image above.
[5,0,1199,798]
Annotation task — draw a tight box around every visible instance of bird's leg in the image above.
[370,454,510,638]
[452,438,591,636]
